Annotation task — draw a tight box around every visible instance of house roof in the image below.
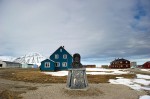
[143,61,150,64]
[50,46,73,58]
[3,61,21,64]
[112,58,130,63]
[42,59,55,63]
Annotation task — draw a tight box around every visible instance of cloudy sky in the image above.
[0,0,150,66]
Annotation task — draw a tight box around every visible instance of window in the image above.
[126,61,128,63]
[60,49,62,52]
[62,62,67,67]
[55,54,59,59]
[63,54,67,59]
[55,62,60,67]
[120,61,122,63]
[0,64,2,67]
[45,62,50,68]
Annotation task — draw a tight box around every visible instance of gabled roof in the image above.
[50,46,73,57]
[41,59,55,63]
[143,61,150,64]
[112,58,130,62]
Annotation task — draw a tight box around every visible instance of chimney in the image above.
[62,46,64,48]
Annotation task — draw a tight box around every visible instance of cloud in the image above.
[0,0,150,65]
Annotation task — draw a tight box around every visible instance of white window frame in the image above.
[55,62,60,67]
[55,54,59,59]
[62,62,67,67]
[45,62,50,68]
[63,54,67,59]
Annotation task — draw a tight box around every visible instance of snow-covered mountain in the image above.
[14,52,46,66]
[0,56,16,62]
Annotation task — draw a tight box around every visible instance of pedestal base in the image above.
[66,68,88,89]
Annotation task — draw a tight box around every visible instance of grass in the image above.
[0,68,136,83]
[0,90,24,99]
[0,68,136,99]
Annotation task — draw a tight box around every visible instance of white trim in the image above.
[45,62,50,68]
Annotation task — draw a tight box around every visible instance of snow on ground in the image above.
[86,68,130,75]
[43,68,130,76]
[109,74,150,90]
[134,79,150,86]
[86,68,113,71]
[139,95,150,99]
[140,69,150,72]
[137,74,150,79]
[42,68,150,98]
[43,71,68,76]
[109,78,142,90]
[109,74,150,99]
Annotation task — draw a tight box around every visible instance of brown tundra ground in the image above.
[0,68,148,99]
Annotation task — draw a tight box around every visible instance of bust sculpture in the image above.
[66,53,88,90]
[72,53,83,68]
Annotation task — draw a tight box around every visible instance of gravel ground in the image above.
[21,83,146,99]
[0,68,149,99]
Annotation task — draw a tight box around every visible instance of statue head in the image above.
[72,53,83,68]
[73,53,81,63]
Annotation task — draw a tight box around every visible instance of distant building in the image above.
[137,65,143,68]
[0,60,21,68]
[101,65,109,68]
[40,46,73,71]
[83,65,96,68]
[109,58,130,69]
[21,64,34,68]
[130,62,137,68]
[143,61,150,68]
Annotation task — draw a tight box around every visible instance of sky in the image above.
[0,0,150,66]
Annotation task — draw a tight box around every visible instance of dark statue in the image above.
[72,53,83,68]
[66,53,88,90]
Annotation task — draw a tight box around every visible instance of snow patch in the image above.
[133,79,150,86]
[137,74,150,79]
[109,74,150,91]
[86,68,129,75]
[42,68,130,76]
[43,71,68,76]
[141,69,150,72]
[139,95,150,99]
[109,78,142,90]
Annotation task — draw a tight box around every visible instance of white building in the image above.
[130,62,137,68]
[0,60,21,68]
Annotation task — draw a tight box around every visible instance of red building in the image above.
[109,58,130,69]
[143,61,150,68]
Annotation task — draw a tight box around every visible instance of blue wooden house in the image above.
[40,46,73,71]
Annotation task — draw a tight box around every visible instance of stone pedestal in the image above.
[66,68,88,89]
